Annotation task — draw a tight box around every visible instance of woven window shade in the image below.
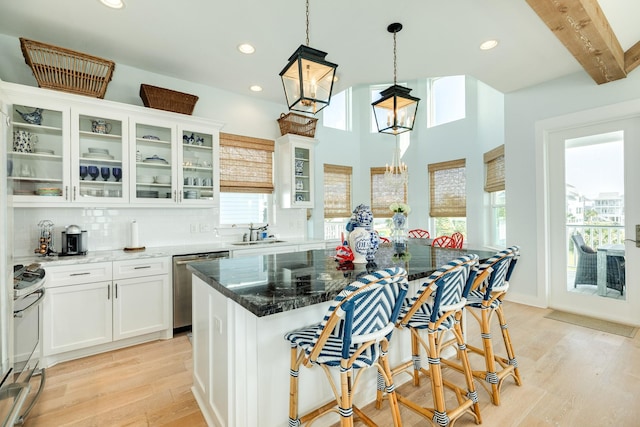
[428,159,466,217]
[219,133,274,193]
[370,167,407,218]
[484,145,505,192]
[323,164,352,218]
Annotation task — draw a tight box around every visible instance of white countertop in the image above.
[14,239,331,267]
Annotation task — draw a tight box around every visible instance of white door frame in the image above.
[535,100,640,326]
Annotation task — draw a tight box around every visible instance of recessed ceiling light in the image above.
[480,39,499,50]
[99,0,125,9]
[250,85,263,92]
[238,44,256,54]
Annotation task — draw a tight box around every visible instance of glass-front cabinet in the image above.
[179,126,217,204]
[276,134,317,208]
[72,108,128,204]
[8,102,69,202]
[130,118,176,204]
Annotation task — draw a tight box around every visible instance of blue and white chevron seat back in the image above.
[309,267,409,361]
[401,255,479,325]
[476,246,519,300]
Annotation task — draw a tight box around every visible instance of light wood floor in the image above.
[25,301,640,426]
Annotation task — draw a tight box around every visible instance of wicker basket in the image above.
[277,112,317,137]
[139,84,198,115]
[20,38,115,99]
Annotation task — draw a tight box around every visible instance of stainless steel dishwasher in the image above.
[173,251,229,331]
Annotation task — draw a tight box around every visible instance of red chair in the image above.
[379,236,391,243]
[408,229,430,239]
[451,232,464,248]
[431,235,454,248]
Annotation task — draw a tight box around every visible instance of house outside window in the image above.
[428,158,467,237]
[219,133,274,225]
[323,164,352,240]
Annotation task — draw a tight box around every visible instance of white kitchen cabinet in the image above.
[43,257,170,364]
[276,134,317,208]
[3,81,223,208]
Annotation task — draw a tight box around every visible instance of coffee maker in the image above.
[60,225,88,256]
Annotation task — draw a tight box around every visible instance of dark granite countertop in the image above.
[187,240,496,318]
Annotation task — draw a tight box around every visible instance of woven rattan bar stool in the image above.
[379,255,488,427]
[445,246,521,406]
[284,267,409,427]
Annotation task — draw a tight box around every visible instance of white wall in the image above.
[505,69,640,308]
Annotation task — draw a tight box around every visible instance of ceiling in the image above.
[0,0,639,107]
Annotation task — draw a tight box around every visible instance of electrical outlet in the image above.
[636,224,640,248]
[190,224,197,233]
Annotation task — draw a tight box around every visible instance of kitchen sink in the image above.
[231,240,286,246]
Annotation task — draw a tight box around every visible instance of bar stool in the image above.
[450,232,464,249]
[408,229,430,239]
[431,236,454,248]
[284,267,409,427]
[452,246,521,406]
[380,255,487,427]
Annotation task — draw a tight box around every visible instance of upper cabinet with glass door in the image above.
[276,134,317,208]
[71,108,128,204]
[178,126,218,204]
[9,102,68,202]
[130,118,177,205]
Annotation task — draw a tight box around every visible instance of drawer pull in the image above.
[70,272,91,276]
[134,265,152,270]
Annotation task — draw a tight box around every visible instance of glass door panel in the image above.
[9,104,66,201]
[76,113,126,202]
[132,122,175,203]
[293,146,310,204]
[181,129,214,202]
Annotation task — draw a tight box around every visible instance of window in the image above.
[427,75,465,128]
[219,133,274,225]
[428,159,466,236]
[370,167,407,218]
[322,88,351,131]
[323,164,352,239]
[484,145,506,247]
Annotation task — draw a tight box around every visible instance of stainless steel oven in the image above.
[1,263,46,426]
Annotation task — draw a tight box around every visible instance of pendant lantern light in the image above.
[372,23,420,134]
[279,0,338,115]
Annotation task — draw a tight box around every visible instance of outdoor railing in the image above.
[566,224,625,268]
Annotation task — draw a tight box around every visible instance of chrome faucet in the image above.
[248,223,259,241]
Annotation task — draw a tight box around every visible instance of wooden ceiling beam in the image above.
[526,0,627,84]
[624,41,640,74]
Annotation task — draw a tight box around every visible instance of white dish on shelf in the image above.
[88,147,109,154]
[154,176,171,184]
[142,135,160,140]
[34,149,55,155]
[83,152,115,160]
[137,175,154,183]
[143,155,168,165]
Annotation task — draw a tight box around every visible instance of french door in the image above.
[547,117,640,324]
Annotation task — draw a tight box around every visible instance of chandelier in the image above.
[279,0,338,115]
[384,136,408,189]
[372,23,420,134]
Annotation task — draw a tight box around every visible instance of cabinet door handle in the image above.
[65,186,69,201]
[179,190,182,203]
[73,186,77,201]
[173,190,177,202]
[115,283,118,299]
[134,265,151,270]
[107,284,111,300]
[70,272,91,277]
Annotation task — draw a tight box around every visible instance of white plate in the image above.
[143,158,169,165]
[88,147,109,154]
[83,152,115,160]
[35,149,55,155]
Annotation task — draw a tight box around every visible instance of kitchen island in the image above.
[188,241,495,427]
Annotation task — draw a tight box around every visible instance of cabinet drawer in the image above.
[45,262,113,287]
[113,257,170,279]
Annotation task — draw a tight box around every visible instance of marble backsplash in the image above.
[13,206,307,257]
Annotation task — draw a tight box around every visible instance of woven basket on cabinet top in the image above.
[139,84,199,115]
[20,37,115,99]
[277,112,317,138]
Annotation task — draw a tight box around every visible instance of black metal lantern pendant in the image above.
[279,0,337,115]
[372,23,420,134]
